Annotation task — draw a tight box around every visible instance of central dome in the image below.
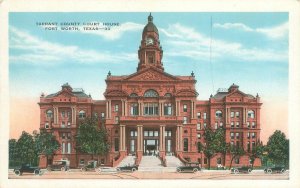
[143,13,159,35]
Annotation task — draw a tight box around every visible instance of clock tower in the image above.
[137,13,164,72]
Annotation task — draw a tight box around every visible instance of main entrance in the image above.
[144,139,159,155]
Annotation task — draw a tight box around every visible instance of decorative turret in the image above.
[61,82,72,92]
[228,83,239,93]
[137,13,164,72]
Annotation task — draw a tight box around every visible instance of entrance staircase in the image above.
[116,155,136,167]
[165,156,183,172]
[138,156,164,172]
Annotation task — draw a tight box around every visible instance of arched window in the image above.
[144,89,159,97]
[46,110,53,118]
[79,110,86,118]
[248,110,255,118]
[215,110,222,118]
[164,93,172,97]
[130,93,138,97]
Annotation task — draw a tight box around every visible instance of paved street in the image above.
[8,169,289,180]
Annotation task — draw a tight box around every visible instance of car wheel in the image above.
[193,168,198,173]
[177,168,181,173]
[281,169,285,173]
[14,170,21,176]
[80,167,86,172]
[234,169,239,174]
[248,169,252,173]
[132,168,136,172]
[267,169,272,174]
[116,168,121,172]
[34,169,40,175]
[47,167,52,172]
[61,167,65,171]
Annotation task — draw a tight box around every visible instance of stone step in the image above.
[117,156,136,167]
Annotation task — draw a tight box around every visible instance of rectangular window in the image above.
[130,103,138,116]
[204,123,207,128]
[252,122,256,128]
[130,140,135,152]
[236,122,240,128]
[183,104,188,112]
[215,122,218,129]
[183,138,188,151]
[197,123,201,130]
[101,112,105,118]
[149,131,154,137]
[252,132,256,138]
[197,112,201,119]
[247,122,250,128]
[231,122,234,128]
[230,132,234,139]
[61,111,65,117]
[62,133,66,139]
[165,131,171,137]
[114,138,119,151]
[67,143,71,154]
[115,116,119,124]
[67,122,71,127]
[247,132,250,139]
[230,141,234,145]
[230,111,234,118]
[164,103,172,115]
[203,113,207,119]
[235,111,240,118]
[236,132,240,139]
[247,141,250,152]
[183,117,187,124]
[61,121,65,128]
[45,122,49,129]
[154,131,159,137]
[130,131,137,137]
[234,158,240,164]
[144,131,148,137]
[252,141,256,148]
[220,122,223,128]
[204,158,208,164]
[143,103,159,116]
[197,133,201,139]
[80,159,85,165]
[67,133,71,139]
[62,142,65,154]
[115,104,119,112]
[67,111,71,118]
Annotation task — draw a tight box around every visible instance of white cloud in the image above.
[213,22,288,39]
[161,23,288,62]
[9,26,137,65]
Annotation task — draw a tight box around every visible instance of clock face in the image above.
[146,37,154,46]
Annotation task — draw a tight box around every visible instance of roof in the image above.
[45,90,90,98]
[212,92,229,99]
[143,13,158,34]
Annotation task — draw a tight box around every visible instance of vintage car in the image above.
[47,160,70,171]
[264,166,286,174]
[176,162,201,173]
[231,166,252,174]
[116,164,138,172]
[14,164,42,176]
[81,160,98,172]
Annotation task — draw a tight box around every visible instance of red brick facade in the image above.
[38,14,262,169]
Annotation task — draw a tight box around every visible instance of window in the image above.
[235,111,240,118]
[230,111,234,118]
[164,103,172,115]
[130,140,135,152]
[197,133,201,139]
[67,133,71,139]
[252,132,256,138]
[248,110,255,118]
[61,111,65,117]
[234,157,240,164]
[215,122,218,129]
[114,138,119,151]
[62,133,66,139]
[197,112,201,119]
[130,93,138,97]
[149,131,153,137]
[184,130,188,134]
[164,93,172,97]
[144,103,159,116]
[203,113,207,119]
[220,122,223,128]
[101,112,105,119]
[46,110,53,118]
[45,122,50,129]
[252,141,256,149]
[231,122,234,128]
[183,117,187,124]
[230,132,234,139]
[252,122,256,128]
[144,89,159,97]
[236,132,240,139]
[204,158,208,164]
[144,131,148,137]
[115,104,119,112]
[79,110,86,118]
[67,111,71,118]
[215,110,222,118]
[247,122,250,128]
[80,159,85,165]
[67,143,71,154]
[204,123,207,128]
[230,141,234,145]
[197,123,201,130]
[62,142,65,154]
[247,141,250,152]
[183,104,187,112]
[183,138,188,151]
[130,131,137,137]
[67,122,71,127]
[247,132,250,139]
[217,158,222,165]
[115,116,119,124]
[154,131,159,136]
[165,131,171,137]
[236,122,240,128]
[236,141,240,147]
[130,103,139,116]
[61,121,65,128]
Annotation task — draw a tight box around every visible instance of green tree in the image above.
[248,141,265,167]
[75,117,110,163]
[228,144,245,169]
[198,127,226,169]
[16,131,37,165]
[9,139,18,167]
[34,130,60,166]
[266,130,289,167]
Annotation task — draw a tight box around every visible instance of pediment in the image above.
[176,89,198,97]
[105,90,128,97]
[55,90,74,98]
[227,90,246,98]
[125,68,178,81]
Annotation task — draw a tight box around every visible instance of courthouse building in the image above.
[38,14,262,168]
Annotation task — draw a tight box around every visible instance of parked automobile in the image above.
[231,166,252,174]
[47,160,70,171]
[14,164,42,176]
[81,160,98,172]
[264,166,286,174]
[116,164,138,172]
[176,162,201,173]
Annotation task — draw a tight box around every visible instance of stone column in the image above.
[176,125,183,152]
[191,101,194,119]
[106,101,109,119]
[137,125,143,154]
[125,100,128,116]
[109,100,112,119]
[176,100,181,116]
[53,107,57,124]
[244,107,247,124]
[56,107,59,125]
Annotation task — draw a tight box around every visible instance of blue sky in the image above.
[9,12,288,100]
